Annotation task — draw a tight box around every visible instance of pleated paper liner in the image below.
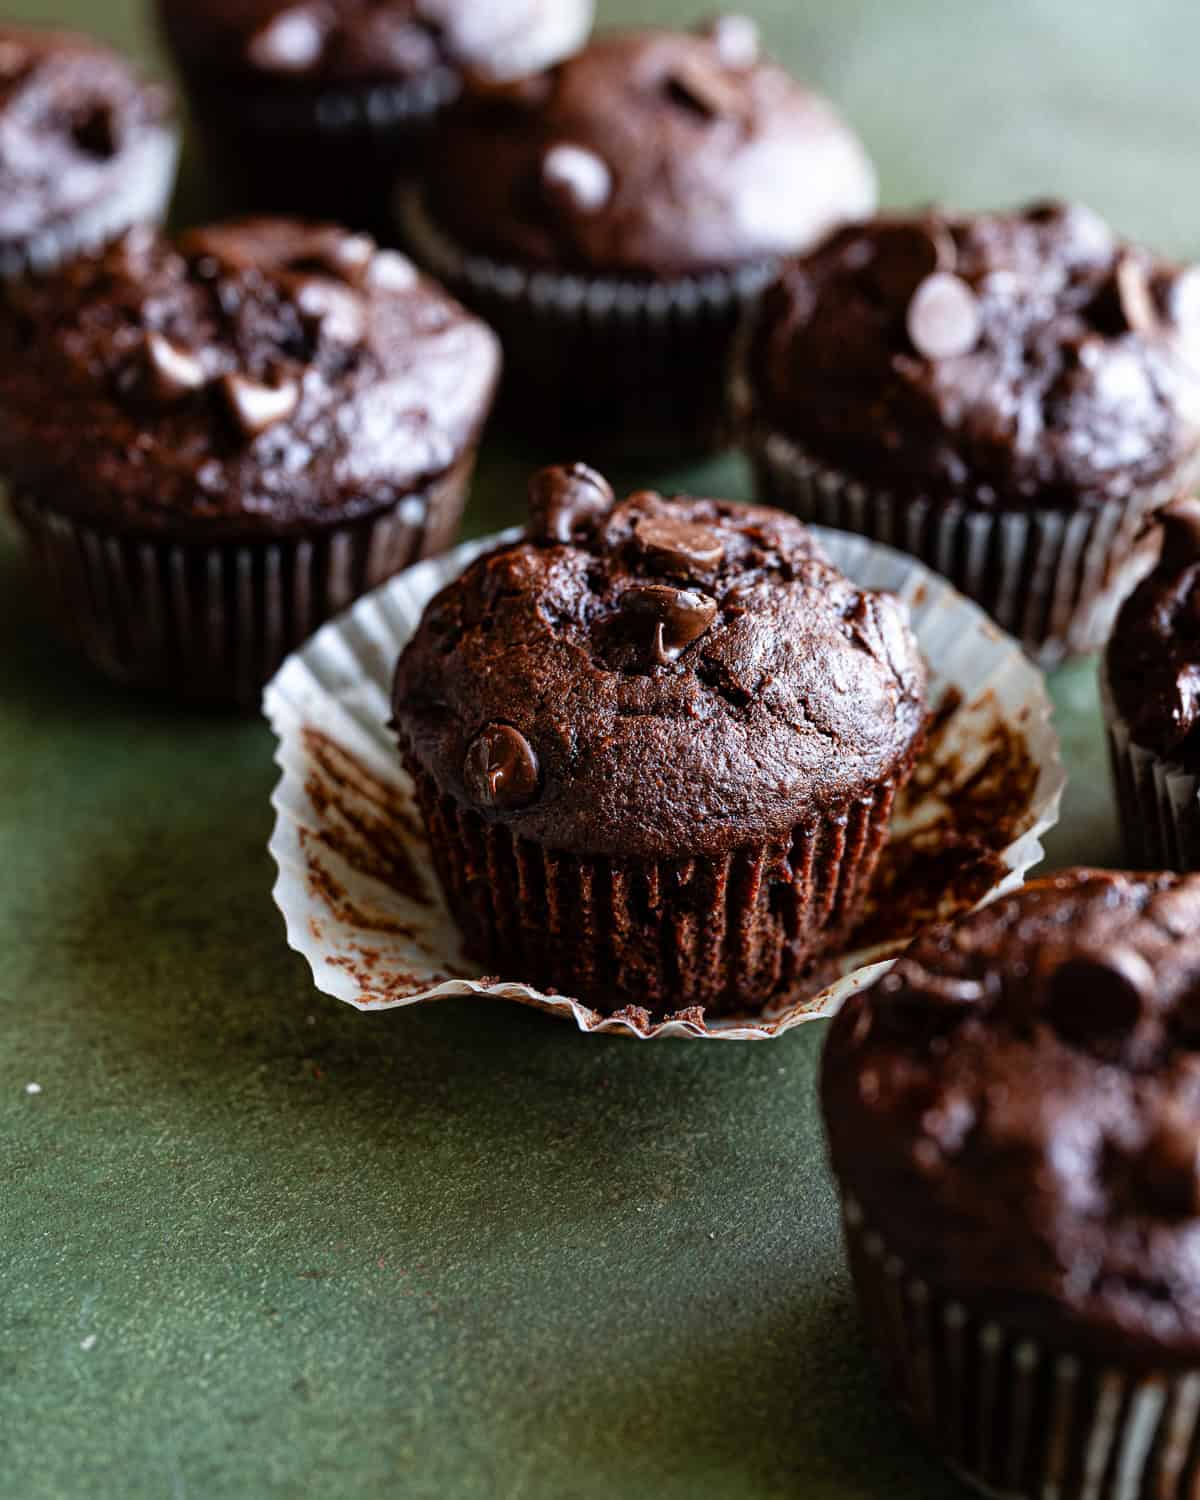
[0,127,179,281]
[743,423,1193,671]
[1101,668,1200,872]
[264,526,1064,1040]
[8,453,474,708]
[838,1193,1200,1500]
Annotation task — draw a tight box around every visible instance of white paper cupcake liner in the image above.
[838,1194,1200,1499]
[744,424,1187,670]
[1101,669,1200,871]
[263,526,1064,1040]
[0,126,179,281]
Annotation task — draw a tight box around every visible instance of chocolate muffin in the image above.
[155,0,594,232]
[1105,498,1200,870]
[0,26,178,279]
[740,201,1200,664]
[0,218,500,705]
[392,465,926,1019]
[399,19,876,456]
[823,868,1200,1498]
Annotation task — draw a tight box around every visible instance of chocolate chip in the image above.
[1116,255,1159,336]
[906,272,982,360]
[139,332,206,404]
[219,373,300,439]
[72,102,118,159]
[1162,266,1200,334]
[666,54,747,120]
[246,4,326,73]
[528,464,614,544]
[621,584,718,665]
[702,14,761,68]
[1142,1109,1200,1216]
[869,222,957,303]
[634,515,725,577]
[542,144,612,215]
[878,960,992,1023]
[464,724,539,810]
[1047,947,1154,1044]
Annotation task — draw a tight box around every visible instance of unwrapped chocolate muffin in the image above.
[0,26,178,279]
[0,219,500,704]
[1105,497,1200,869]
[392,464,926,1018]
[399,20,876,455]
[156,0,594,232]
[823,867,1200,1499]
[740,201,1200,664]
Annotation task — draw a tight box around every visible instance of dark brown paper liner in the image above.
[746,426,1193,669]
[8,456,473,707]
[1101,669,1200,871]
[838,1193,1200,1499]
[402,758,900,1018]
[399,186,775,458]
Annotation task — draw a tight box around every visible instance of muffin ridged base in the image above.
[1101,670,1200,872]
[404,760,901,1018]
[839,1194,1200,1500]
[9,456,473,707]
[747,428,1193,668]
[400,186,774,458]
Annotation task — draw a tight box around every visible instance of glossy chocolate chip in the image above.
[1142,1110,1200,1216]
[71,101,118,159]
[621,584,718,665]
[878,960,992,1021]
[542,144,612,215]
[869,222,956,303]
[703,14,761,68]
[666,54,746,120]
[219,373,300,439]
[139,332,205,404]
[246,4,326,73]
[1116,255,1159,336]
[528,463,614,544]
[906,272,982,360]
[1047,947,1154,1044]
[634,514,725,577]
[464,724,540,810]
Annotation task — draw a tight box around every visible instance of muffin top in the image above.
[156,0,594,88]
[424,22,877,276]
[0,219,501,539]
[1107,497,1200,763]
[0,26,173,247]
[823,868,1200,1365]
[745,201,1200,511]
[393,465,926,861]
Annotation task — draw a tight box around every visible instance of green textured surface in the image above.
[0,0,1185,1494]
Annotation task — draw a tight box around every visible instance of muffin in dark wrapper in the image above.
[399,19,876,457]
[0,26,178,280]
[0,219,500,705]
[822,868,1200,1499]
[1104,498,1200,870]
[155,0,593,233]
[392,465,926,1019]
[739,201,1200,665]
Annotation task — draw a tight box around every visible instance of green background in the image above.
[0,1,1187,1495]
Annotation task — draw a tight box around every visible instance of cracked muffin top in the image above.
[744,200,1200,510]
[823,868,1200,1366]
[392,464,927,860]
[0,217,501,539]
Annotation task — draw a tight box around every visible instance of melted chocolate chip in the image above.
[1116,255,1159,337]
[246,4,326,73]
[219,373,300,439]
[1047,948,1154,1045]
[139,331,205,404]
[528,463,614,544]
[633,514,725,577]
[906,272,982,360]
[703,14,761,68]
[666,54,746,120]
[542,143,612,215]
[621,584,718,665]
[1142,1110,1200,1216]
[869,222,956,303]
[463,724,539,810]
